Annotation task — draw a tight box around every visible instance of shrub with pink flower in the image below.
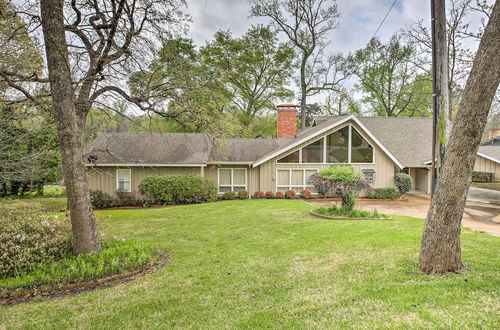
[253,191,264,199]
[299,189,312,199]
[284,190,296,199]
[265,191,274,199]
[237,190,249,199]
[275,192,284,199]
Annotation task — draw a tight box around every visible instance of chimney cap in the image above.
[276,104,299,109]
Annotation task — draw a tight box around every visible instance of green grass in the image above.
[1,200,498,328]
[471,182,500,191]
[314,205,388,218]
[0,196,67,212]
[0,241,157,290]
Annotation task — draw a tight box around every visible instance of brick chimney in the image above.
[277,104,298,138]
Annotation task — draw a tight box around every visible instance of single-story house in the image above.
[85,104,500,196]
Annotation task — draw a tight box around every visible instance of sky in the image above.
[187,0,430,51]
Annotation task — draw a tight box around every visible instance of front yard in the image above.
[1,200,499,328]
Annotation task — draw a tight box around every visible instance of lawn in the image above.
[1,200,499,328]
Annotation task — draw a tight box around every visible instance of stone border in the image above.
[309,210,392,221]
[0,250,169,306]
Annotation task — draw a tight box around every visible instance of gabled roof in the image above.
[478,146,500,164]
[252,115,404,168]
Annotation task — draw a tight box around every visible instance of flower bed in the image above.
[309,206,392,220]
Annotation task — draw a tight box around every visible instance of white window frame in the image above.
[217,168,247,194]
[276,124,375,165]
[116,169,132,192]
[275,168,319,193]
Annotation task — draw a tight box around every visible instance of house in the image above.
[85,104,500,196]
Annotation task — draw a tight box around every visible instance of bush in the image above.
[114,190,143,207]
[253,191,264,199]
[394,173,413,194]
[284,190,296,199]
[265,191,274,199]
[139,174,218,204]
[299,189,312,199]
[275,192,284,199]
[472,171,494,182]
[220,191,237,200]
[314,206,387,218]
[237,190,248,199]
[0,207,72,278]
[90,190,114,209]
[319,165,362,182]
[0,241,158,291]
[367,187,400,199]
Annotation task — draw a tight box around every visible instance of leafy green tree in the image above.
[201,26,295,132]
[353,35,433,117]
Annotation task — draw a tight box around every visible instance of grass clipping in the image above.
[310,206,392,220]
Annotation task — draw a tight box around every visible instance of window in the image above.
[302,138,323,163]
[116,169,131,192]
[275,124,374,165]
[277,150,299,163]
[326,126,349,163]
[276,169,318,193]
[218,168,247,193]
[351,129,374,163]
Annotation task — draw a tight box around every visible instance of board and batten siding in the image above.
[258,121,398,193]
[474,155,500,181]
[86,166,202,195]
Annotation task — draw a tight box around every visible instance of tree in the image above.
[353,35,433,117]
[405,0,494,120]
[251,0,352,129]
[2,0,188,254]
[201,26,295,133]
[418,1,500,275]
[324,89,362,116]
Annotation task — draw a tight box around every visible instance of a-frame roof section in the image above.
[252,115,404,169]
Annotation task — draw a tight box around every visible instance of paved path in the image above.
[309,194,500,237]
[468,187,500,204]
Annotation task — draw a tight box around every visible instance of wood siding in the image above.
[474,155,500,181]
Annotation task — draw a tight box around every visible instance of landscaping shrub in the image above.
[265,191,274,199]
[309,166,370,210]
[275,192,284,199]
[284,190,296,199]
[237,190,248,199]
[314,206,387,218]
[221,191,237,200]
[0,207,72,278]
[367,187,400,199]
[90,190,114,209]
[253,191,264,199]
[394,173,413,194]
[139,174,217,204]
[0,241,158,291]
[299,189,312,199]
[472,171,494,182]
[114,190,143,207]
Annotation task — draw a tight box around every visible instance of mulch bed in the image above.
[309,210,392,221]
[0,251,169,306]
[308,197,408,202]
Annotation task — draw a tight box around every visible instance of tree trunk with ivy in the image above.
[40,0,101,254]
[419,1,500,275]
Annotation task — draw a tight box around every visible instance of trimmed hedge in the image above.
[367,187,400,199]
[472,171,494,182]
[394,173,413,194]
[139,174,218,204]
[90,190,143,209]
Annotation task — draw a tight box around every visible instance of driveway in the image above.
[309,194,500,237]
[468,187,500,204]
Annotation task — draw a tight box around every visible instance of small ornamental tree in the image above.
[308,166,370,211]
[394,173,413,194]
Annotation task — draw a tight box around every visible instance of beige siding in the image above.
[474,155,500,181]
[86,166,202,195]
[415,168,430,193]
[257,121,399,193]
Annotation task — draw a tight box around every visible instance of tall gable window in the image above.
[275,124,374,165]
[116,169,131,192]
[218,168,247,193]
[277,150,299,163]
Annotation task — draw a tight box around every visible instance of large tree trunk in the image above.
[40,0,101,254]
[300,55,308,130]
[419,1,500,275]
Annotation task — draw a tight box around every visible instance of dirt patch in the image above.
[0,251,169,306]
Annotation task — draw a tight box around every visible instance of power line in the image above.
[372,0,398,40]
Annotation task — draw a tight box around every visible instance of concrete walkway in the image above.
[468,187,500,204]
[309,194,500,237]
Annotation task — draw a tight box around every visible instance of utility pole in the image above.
[430,0,450,196]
